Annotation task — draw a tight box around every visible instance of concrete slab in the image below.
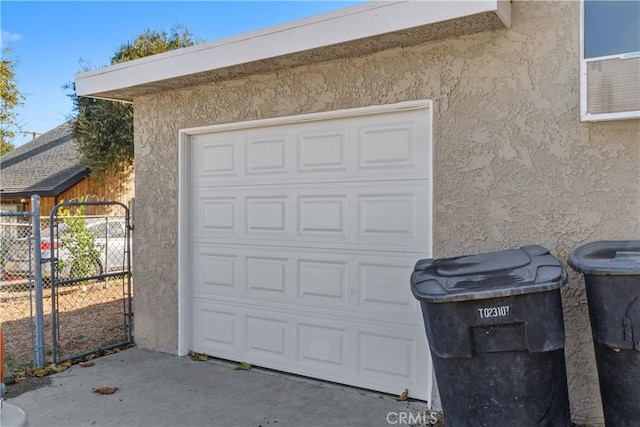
[4,347,435,427]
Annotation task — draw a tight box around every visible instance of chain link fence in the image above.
[0,208,48,367]
[1,198,133,367]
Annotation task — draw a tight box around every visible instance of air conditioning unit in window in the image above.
[581,53,640,122]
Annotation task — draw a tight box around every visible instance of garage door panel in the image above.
[298,196,347,237]
[298,259,347,303]
[359,121,416,169]
[200,196,238,234]
[246,135,289,175]
[298,130,347,172]
[192,181,429,251]
[199,139,239,177]
[191,299,431,400]
[246,256,290,297]
[358,331,415,379]
[358,262,415,309]
[192,251,240,297]
[246,197,288,234]
[192,301,238,350]
[358,193,416,238]
[191,243,423,321]
[190,109,430,188]
[245,315,289,360]
[297,322,347,371]
[193,252,238,296]
[188,104,432,401]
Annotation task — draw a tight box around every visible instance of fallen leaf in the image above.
[33,368,49,378]
[93,386,118,395]
[189,351,209,362]
[49,362,71,373]
[80,361,96,368]
[234,361,252,371]
[397,388,409,401]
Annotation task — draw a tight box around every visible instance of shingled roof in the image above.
[0,123,89,198]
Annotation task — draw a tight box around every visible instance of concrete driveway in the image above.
[4,347,434,427]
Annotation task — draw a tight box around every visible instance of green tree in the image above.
[69,25,202,177]
[1,47,24,155]
[0,140,14,156]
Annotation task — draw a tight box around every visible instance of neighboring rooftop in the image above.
[0,123,89,198]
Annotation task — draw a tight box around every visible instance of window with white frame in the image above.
[581,0,640,121]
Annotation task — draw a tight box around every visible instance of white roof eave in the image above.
[75,0,511,101]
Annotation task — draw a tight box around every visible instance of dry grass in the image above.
[1,279,131,366]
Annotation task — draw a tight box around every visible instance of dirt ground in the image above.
[3,375,52,399]
[1,279,131,367]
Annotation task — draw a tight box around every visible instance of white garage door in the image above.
[182,102,433,401]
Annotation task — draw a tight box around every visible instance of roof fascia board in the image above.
[76,0,510,98]
[49,170,91,197]
[0,170,90,198]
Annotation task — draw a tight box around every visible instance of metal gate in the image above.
[48,201,132,363]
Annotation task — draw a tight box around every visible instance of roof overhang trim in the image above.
[76,0,511,102]
[0,170,90,199]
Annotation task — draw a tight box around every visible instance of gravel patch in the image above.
[1,280,130,366]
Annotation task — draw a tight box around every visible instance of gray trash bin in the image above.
[568,240,640,427]
[411,245,570,427]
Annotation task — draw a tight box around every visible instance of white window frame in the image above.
[580,0,640,122]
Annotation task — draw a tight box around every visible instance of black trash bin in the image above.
[410,245,570,427]
[568,240,640,427]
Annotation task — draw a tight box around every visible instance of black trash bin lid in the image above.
[568,240,640,276]
[410,245,567,303]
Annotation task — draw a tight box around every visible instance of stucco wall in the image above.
[132,1,639,425]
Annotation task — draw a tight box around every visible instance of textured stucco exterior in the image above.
[131,2,639,425]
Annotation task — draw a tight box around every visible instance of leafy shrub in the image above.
[57,203,103,280]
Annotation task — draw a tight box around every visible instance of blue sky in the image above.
[1,1,363,146]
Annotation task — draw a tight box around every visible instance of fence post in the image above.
[31,195,45,367]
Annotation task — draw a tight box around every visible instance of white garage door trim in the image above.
[177,100,433,402]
